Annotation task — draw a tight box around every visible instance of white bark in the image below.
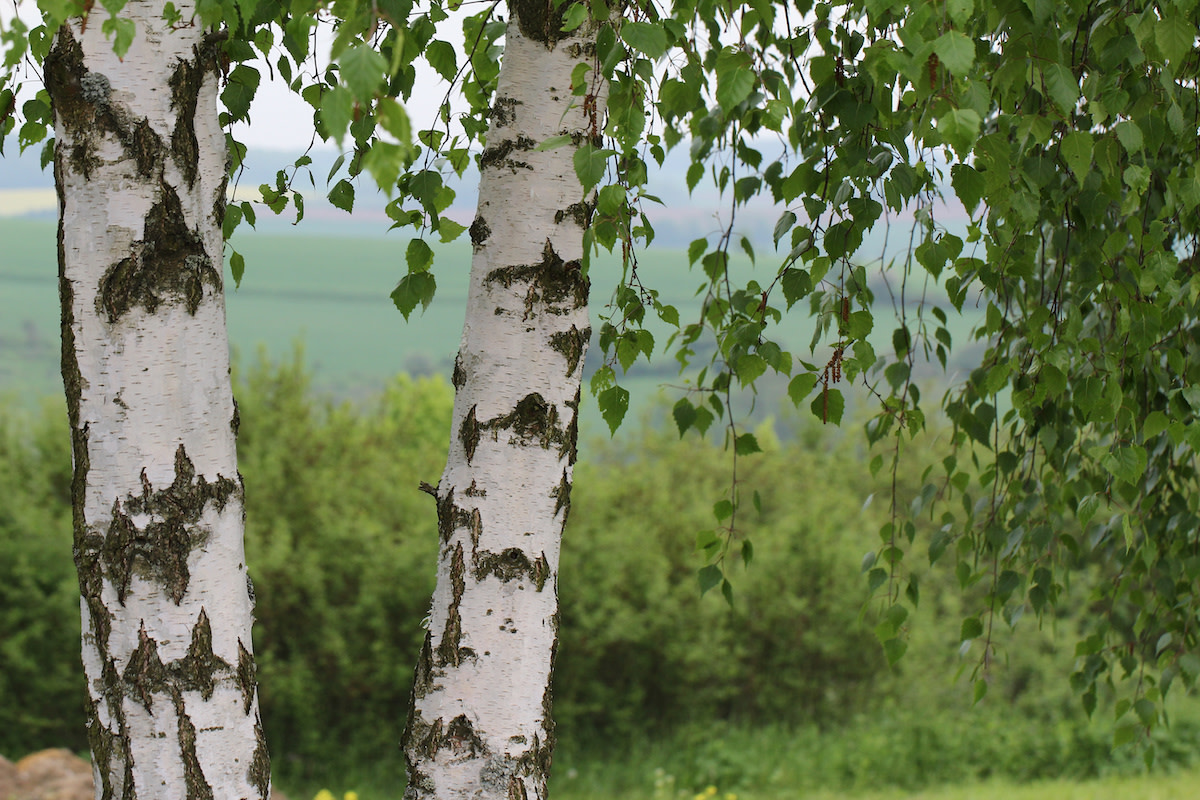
[46,3,268,798]
[402,4,604,800]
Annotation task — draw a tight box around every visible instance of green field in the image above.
[0,216,986,428]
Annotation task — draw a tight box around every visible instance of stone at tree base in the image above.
[0,754,19,800]
[1,751,288,800]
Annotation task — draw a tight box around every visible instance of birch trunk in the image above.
[401,3,604,798]
[45,4,269,798]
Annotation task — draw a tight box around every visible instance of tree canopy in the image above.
[3,0,1200,760]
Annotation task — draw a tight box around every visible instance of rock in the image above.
[0,755,21,800]
[13,750,92,800]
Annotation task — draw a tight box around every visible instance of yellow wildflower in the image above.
[313,791,335,800]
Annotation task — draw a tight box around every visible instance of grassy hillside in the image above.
[0,216,986,428]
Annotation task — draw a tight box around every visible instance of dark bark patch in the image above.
[479,135,536,172]
[435,543,467,667]
[409,632,435,701]
[103,444,240,604]
[565,387,581,464]
[452,353,467,388]
[491,96,521,128]
[460,405,480,465]
[479,393,562,451]
[554,201,594,229]
[474,548,550,591]
[549,325,590,376]
[436,487,479,545]
[237,639,256,715]
[511,0,570,46]
[469,216,491,249]
[551,468,571,520]
[44,26,166,180]
[249,715,271,800]
[446,714,487,757]
[184,609,232,701]
[168,54,203,188]
[173,688,215,800]
[98,180,220,323]
[123,623,168,712]
[484,240,589,317]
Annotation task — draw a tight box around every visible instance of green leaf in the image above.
[340,43,388,101]
[810,388,844,425]
[425,40,458,82]
[229,250,245,289]
[438,218,467,243]
[328,179,355,213]
[773,210,797,247]
[319,86,355,144]
[946,0,974,25]
[673,398,697,437]
[883,638,908,666]
[698,564,723,595]
[1155,15,1197,66]
[1042,63,1079,114]
[950,164,985,214]
[788,373,818,404]
[1102,445,1147,485]
[961,616,984,641]
[715,47,755,112]
[598,385,630,434]
[1060,131,1093,182]
[734,433,761,455]
[1114,120,1144,153]
[1077,494,1101,528]
[937,109,981,156]
[933,31,975,75]
[407,238,434,273]
[221,65,260,123]
[391,271,437,320]
[101,15,136,59]
[376,97,412,145]
[621,21,667,59]
[573,143,610,194]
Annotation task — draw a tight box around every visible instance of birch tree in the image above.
[5,2,270,797]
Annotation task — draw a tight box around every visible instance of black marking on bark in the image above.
[552,468,572,520]
[237,639,256,714]
[231,397,240,435]
[168,53,203,188]
[474,548,550,591]
[469,216,491,248]
[44,27,167,180]
[98,181,221,323]
[436,487,478,545]
[403,712,447,776]
[491,96,521,128]
[123,623,168,712]
[249,715,271,800]
[511,0,571,45]
[565,387,582,464]
[173,688,215,800]
[484,240,589,318]
[410,632,435,700]
[86,694,119,800]
[186,609,232,701]
[464,480,487,497]
[554,201,594,229]
[446,714,487,756]
[549,325,590,376]
[436,543,467,667]
[478,393,567,454]
[103,444,239,604]
[461,405,481,465]
[452,353,467,388]
[479,135,537,172]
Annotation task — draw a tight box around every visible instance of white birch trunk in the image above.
[402,3,604,799]
[45,4,269,798]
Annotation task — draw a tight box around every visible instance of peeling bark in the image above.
[47,3,267,798]
[400,4,606,800]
